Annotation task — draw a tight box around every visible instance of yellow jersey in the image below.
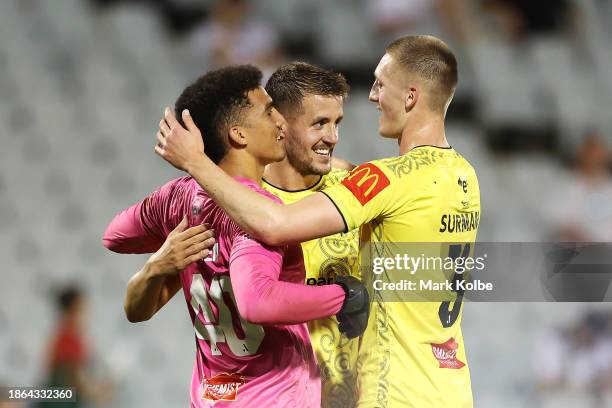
[263,168,362,408]
[322,146,481,408]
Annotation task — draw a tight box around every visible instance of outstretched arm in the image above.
[229,240,345,325]
[103,201,165,253]
[103,178,191,253]
[155,108,346,245]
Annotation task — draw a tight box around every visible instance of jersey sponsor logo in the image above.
[201,373,245,401]
[439,211,480,233]
[306,277,335,285]
[430,338,465,369]
[457,177,468,193]
[341,163,390,205]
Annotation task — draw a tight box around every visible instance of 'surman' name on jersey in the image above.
[439,211,480,233]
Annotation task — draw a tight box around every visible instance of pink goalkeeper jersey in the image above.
[103,176,345,407]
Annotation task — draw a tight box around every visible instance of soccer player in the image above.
[156,36,481,408]
[263,62,360,407]
[103,65,369,407]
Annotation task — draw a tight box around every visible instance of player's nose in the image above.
[273,108,287,132]
[369,84,378,102]
[322,125,339,146]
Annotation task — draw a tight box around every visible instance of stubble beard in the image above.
[286,140,330,177]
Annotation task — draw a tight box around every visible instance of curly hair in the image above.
[175,65,263,164]
[265,62,349,118]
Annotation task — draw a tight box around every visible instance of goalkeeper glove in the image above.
[335,275,370,339]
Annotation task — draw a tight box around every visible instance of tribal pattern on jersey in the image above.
[263,168,361,408]
[323,146,480,408]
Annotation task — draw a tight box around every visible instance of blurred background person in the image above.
[366,0,472,45]
[547,132,612,242]
[189,0,285,79]
[38,286,113,407]
[0,391,24,408]
[532,310,612,406]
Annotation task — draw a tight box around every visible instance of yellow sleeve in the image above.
[321,160,399,231]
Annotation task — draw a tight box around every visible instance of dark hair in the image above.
[175,65,263,164]
[265,62,349,118]
[57,285,82,313]
[386,35,458,112]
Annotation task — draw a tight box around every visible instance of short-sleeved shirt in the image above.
[322,146,481,408]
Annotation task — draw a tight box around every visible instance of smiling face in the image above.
[240,87,287,165]
[283,94,344,176]
[369,53,411,139]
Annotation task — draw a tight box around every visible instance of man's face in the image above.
[242,87,287,164]
[369,53,408,139]
[284,94,344,176]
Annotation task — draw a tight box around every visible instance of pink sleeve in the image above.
[102,178,191,253]
[228,236,345,325]
[102,201,165,253]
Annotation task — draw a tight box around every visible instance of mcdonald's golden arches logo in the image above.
[341,163,390,205]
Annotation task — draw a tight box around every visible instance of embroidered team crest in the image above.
[341,163,390,205]
[192,198,205,216]
[202,373,245,401]
[430,338,465,369]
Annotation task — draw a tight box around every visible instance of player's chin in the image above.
[272,149,286,162]
[310,157,332,175]
[378,125,397,139]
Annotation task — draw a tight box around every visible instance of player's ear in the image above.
[228,126,248,147]
[405,87,417,112]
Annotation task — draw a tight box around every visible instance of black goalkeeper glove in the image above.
[335,275,370,339]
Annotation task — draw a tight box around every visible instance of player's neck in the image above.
[398,115,449,155]
[219,154,265,185]
[61,314,81,330]
[263,159,322,191]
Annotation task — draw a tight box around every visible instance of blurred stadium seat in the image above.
[1,0,611,406]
